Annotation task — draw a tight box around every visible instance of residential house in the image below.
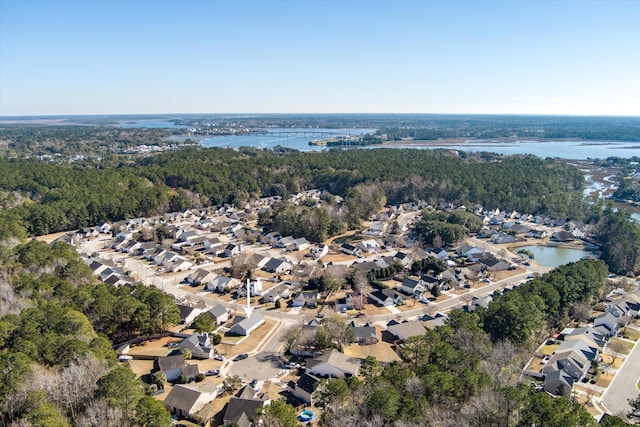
[594,312,620,336]
[262,258,292,274]
[491,233,517,245]
[457,244,483,258]
[357,239,381,254]
[393,251,413,268]
[187,268,219,286]
[351,322,378,345]
[468,295,492,312]
[223,243,242,258]
[291,291,319,308]
[335,293,356,312]
[480,257,511,272]
[421,313,448,330]
[223,386,269,427]
[386,320,426,341]
[98,222,112,234]
[292,237,310,251]
[364,221,388,236]
[526,229,547,239]
[551,231,574,242]
[178,304,204,325]
[306,349,360,378]
[207,304,229,326]
[544,369,574,398]
[228,312,265,336]
[247,253,270,269]
[163,382,219,420]
[368,289,403,307]
[397,277,426,297]
[166,256,193,272]
[259,282,292,304]
[180,332,215,359]
[206,275,240,293]
[290,321,321,357]
[311,244,329,259]
[293,372,321,404]
[277,236,296,249]
[340,243,363,257]
[156,354,185,381]
[237,278,263,297]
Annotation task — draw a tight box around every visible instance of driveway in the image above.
[228,352,286,381]
[602,337,640,420]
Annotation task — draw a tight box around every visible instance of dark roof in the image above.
[182,364,200,378]
[178,304,197,320]
[296,372,320,394]
[223,397,265,426]
[157,354,184,372]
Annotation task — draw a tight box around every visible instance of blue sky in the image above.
[1,0,639,116]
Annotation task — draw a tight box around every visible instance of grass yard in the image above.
[596,372,614,388]
[541,344,559,356]
[623,328,640,341]
[601,353,624,369]
[609,337,634,355]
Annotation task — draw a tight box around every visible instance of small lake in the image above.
[516,245,594,268]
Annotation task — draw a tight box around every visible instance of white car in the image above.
[118,355,133,362]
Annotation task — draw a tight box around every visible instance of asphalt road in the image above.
[602,337,640,420]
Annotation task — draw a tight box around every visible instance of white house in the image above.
[311,244,329,259]
[179,332,215,359]
[163,382,218,420]
[228,312,265,336]
[306,349,360,378]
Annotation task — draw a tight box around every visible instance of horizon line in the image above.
[2,112,640,119]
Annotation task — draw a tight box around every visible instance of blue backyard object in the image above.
[298,410,316,422]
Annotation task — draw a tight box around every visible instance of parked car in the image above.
[205,369,220,377]
[233,353,249,361]
[118,355,133,362]
[214,354,225,361]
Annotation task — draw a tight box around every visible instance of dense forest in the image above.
[0,240,176,427]
[0,147,585,238]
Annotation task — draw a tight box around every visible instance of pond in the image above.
[516,245,594,268]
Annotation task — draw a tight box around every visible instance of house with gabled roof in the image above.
[223,386,269,427]
[291,291,319,308]
[228,312,265,336]
[293,372,321,404]
[164,381,219,421]
[187,268,218,286]
[292,237,310,251]
[397,277,426,296]
[156,354,186,381]
[179,332,215,359]
[340,243,362,257]
[368,289,403,307]
[262,258,292,274]
[351,322,378,345]
[206,275,240,293]
[386,320,426,341]
[207,304,229,325]
[178,304,204,325]
[306,349,360,378]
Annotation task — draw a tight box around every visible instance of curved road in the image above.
[602,337,640,420]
